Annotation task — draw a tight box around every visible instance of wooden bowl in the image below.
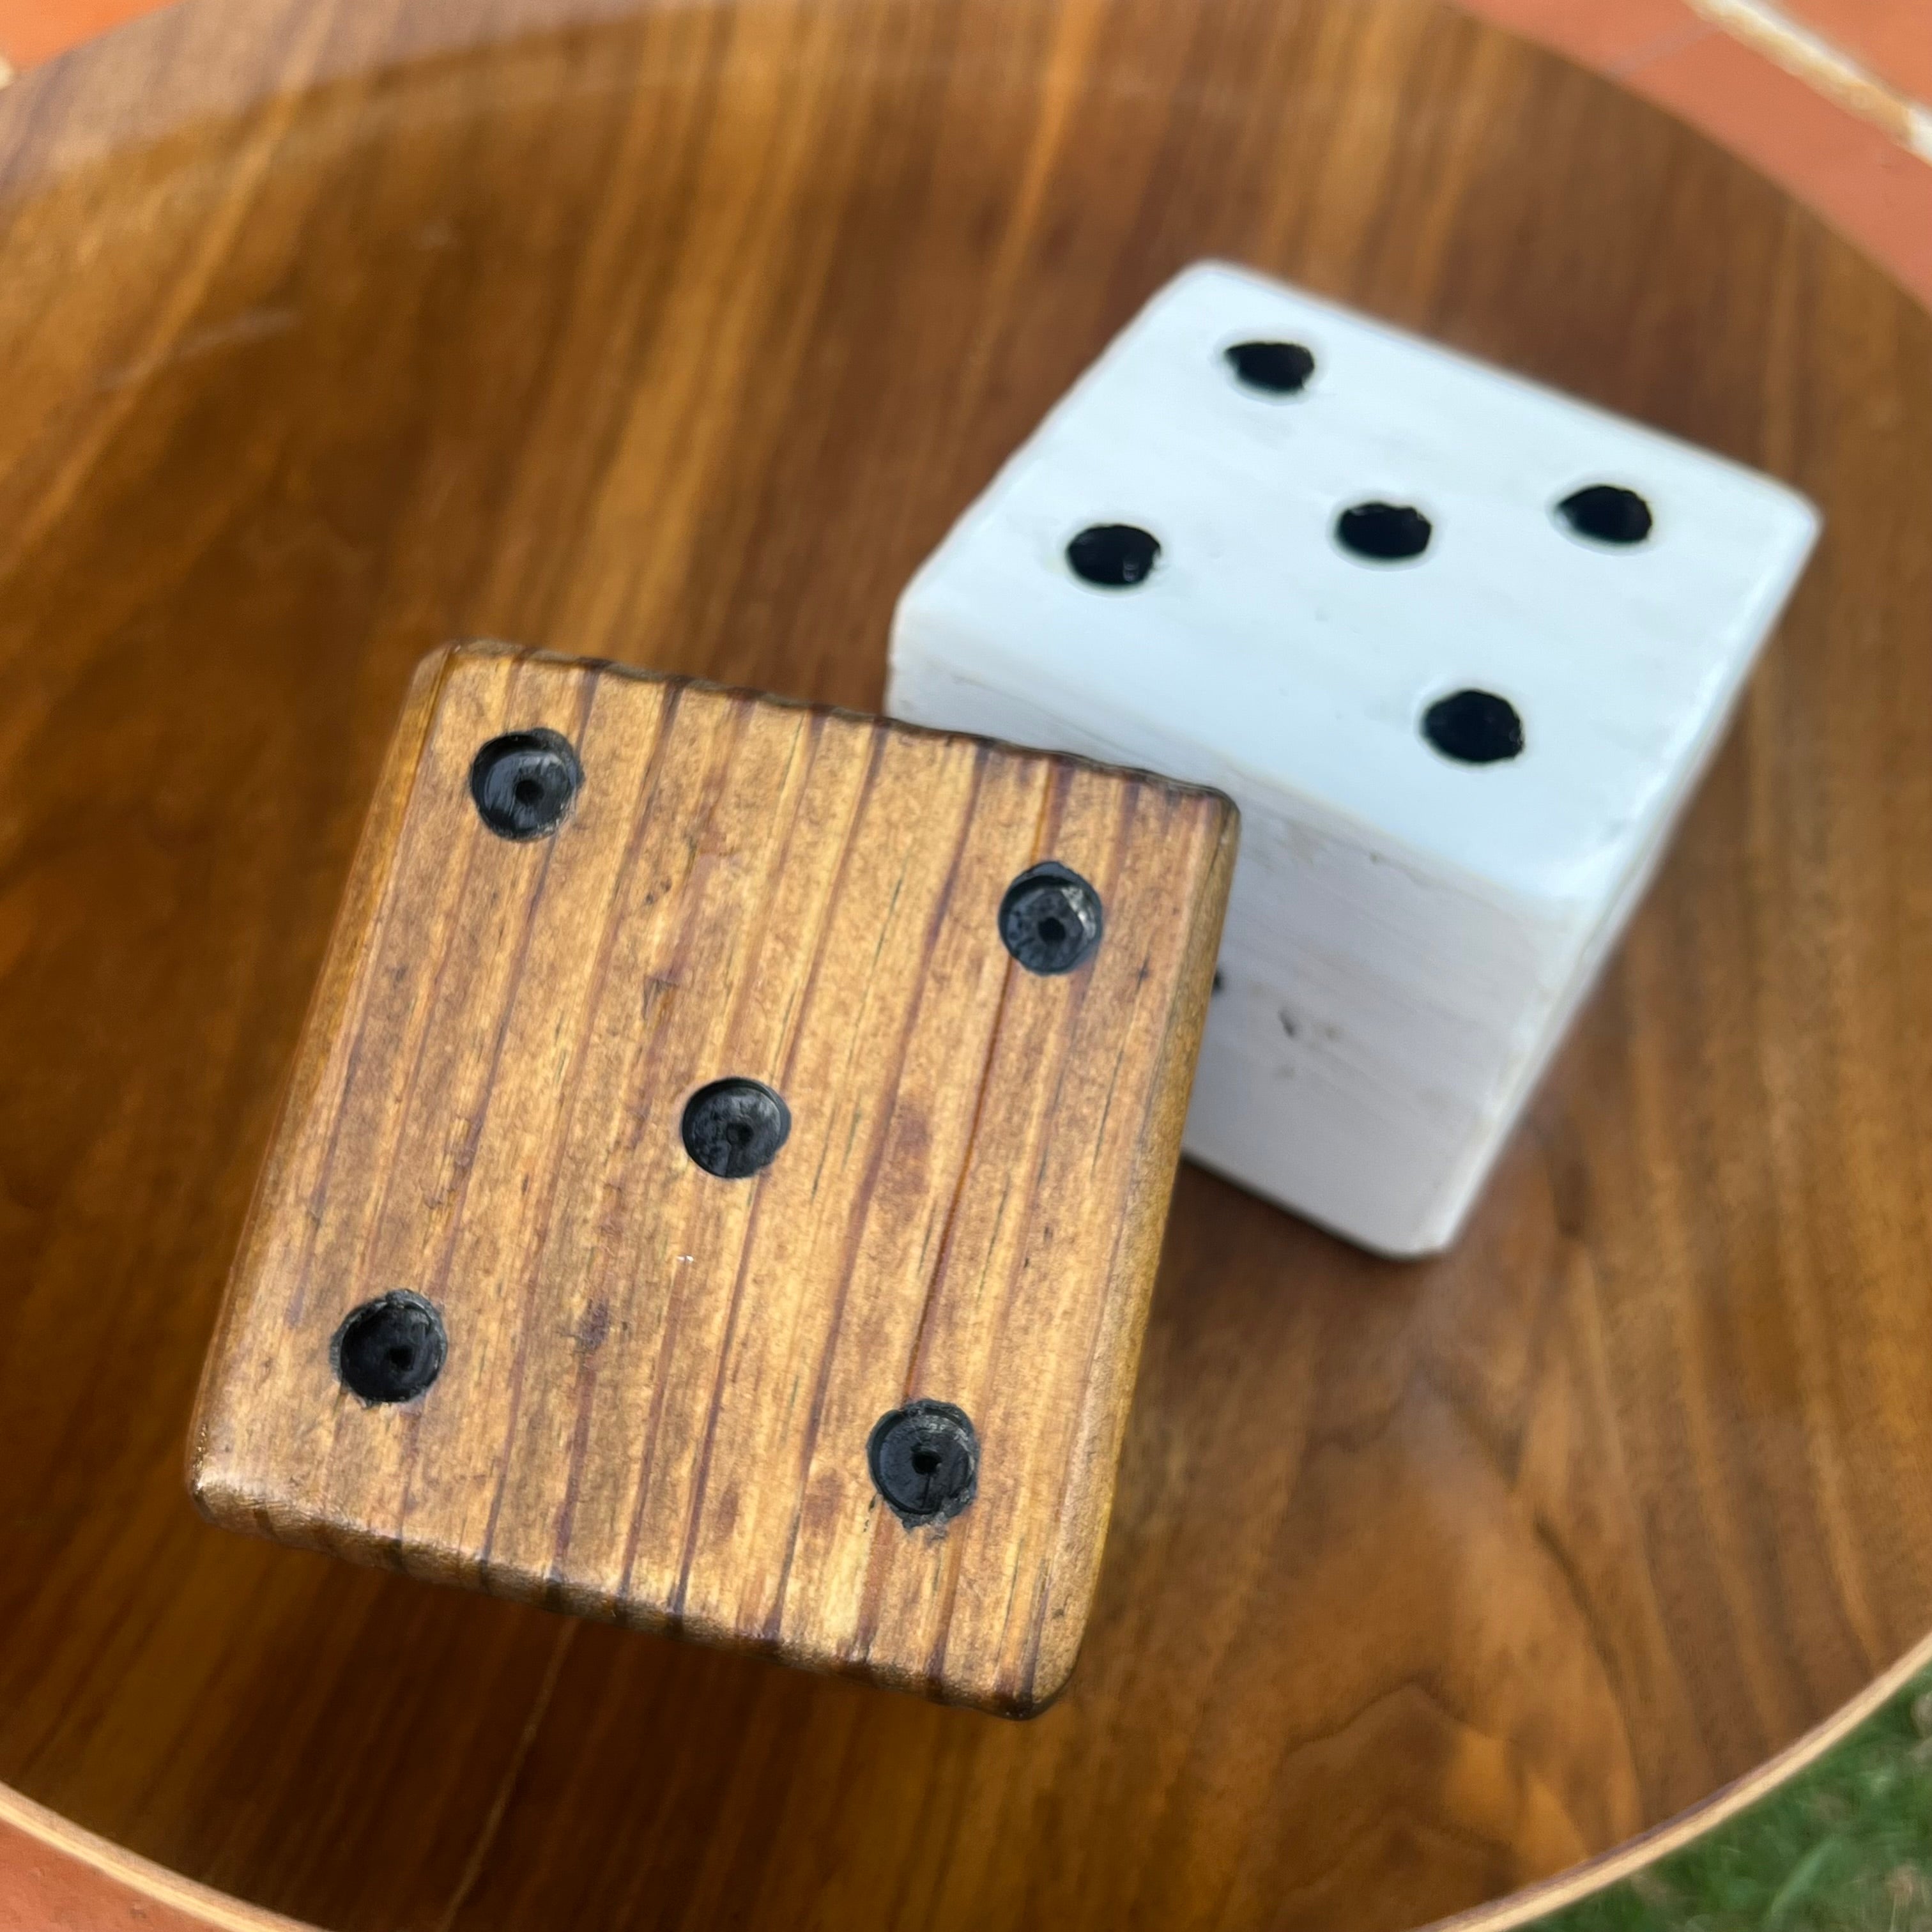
[0,1,1928,1926]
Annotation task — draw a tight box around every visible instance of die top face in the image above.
[188,644,1234,1714]
[898,262,1820,910]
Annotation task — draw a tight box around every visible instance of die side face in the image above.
[884,662,1554,1251]
[188,644,1235,1713]
[887,263,1818,1254]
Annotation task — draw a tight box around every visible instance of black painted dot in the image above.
[470,729,583,840]
[334,1292,447,1405]
[1558,484,1653,546]
[999,862,1103,975]
[1225,339,1316,396]
[1423,689,1525,765]
[1335,502,1432,562]
[1066,524,1160,588]
[682,1077,791,1179]
[868,1400,978,1528]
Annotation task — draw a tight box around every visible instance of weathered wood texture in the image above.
[0,0,1928,1926]
[190,643,1233,1713]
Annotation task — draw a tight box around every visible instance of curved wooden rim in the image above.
[1426,1620,1932,1930]
[4,1621,1926,1931]
[0,1782,314,1930]
[6,0,1929,310]
[0,0,1926,1926]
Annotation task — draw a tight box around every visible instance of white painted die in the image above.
[886,261,1819,1256]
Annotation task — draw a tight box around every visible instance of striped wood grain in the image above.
[189,643,1236,1713]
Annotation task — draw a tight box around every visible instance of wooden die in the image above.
[189,643,1234,1713]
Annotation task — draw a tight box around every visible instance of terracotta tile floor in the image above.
[0,0,142,71]
[1788,0,1931,97]
[0,0,1927,308]
[1469,0,1931,306]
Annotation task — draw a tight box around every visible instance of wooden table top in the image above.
[0,0,1927,1927]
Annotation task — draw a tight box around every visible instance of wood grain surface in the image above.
[190,642,1232,1713]
[0,0,1926,1926]
[0,1783,315,1932]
